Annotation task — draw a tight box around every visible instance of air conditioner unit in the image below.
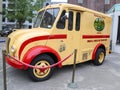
[78,0,83,4]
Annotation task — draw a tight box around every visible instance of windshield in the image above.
[33,10,44,28]
[33,8,60,29]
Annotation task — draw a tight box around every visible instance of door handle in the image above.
[60,40,64,42]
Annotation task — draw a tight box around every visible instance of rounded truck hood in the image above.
[8,28,50,44]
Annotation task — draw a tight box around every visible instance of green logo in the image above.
[94,18,105,31]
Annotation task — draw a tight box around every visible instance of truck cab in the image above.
[5,4,112,81]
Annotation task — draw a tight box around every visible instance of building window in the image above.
[2,4,6,15]
[78,0,83,4]
[105,0,110,4]
[3,4,6,9]
[7,11,15,22]
[2,18,5,22]
[8,4,15,9]
[8,18,15,22]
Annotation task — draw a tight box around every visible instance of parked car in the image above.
[0,26,13,37]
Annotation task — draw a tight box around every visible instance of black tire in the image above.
[28,54,55,82]
[93,48,105,66]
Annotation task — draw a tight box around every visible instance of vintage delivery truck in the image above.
[5,3,112,81]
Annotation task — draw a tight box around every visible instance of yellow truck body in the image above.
[5,3,112,81]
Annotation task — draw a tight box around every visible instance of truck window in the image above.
[33,8,59,28]
[33,10,45,28]
[57,10,66,29]
[68,11,73,30]
[40,8,59,28]
[76,12,80,31]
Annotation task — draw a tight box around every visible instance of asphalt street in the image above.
[0,38,120,90]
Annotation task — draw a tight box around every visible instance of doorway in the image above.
[117,16,120,44]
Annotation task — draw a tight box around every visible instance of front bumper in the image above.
[5,56,24,69]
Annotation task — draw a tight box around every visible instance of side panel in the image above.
[78,11,111,62]
[18,34,67,61]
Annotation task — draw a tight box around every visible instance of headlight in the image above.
[11,46,15,53]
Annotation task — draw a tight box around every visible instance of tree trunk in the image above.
[18,22,23,29]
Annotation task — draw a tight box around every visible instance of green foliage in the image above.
[33,0,46,11]
[3,0,46,28]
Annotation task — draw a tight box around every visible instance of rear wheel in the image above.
[93,48,105,66]
[28,54,55,82]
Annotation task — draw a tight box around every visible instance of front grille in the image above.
[6,37,10,53]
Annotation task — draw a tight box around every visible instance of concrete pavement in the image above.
[0,41,120,90]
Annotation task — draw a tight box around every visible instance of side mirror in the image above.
[65,12,69,19]
[61,12,69,22]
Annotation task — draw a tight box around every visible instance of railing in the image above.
[2,49,78,90]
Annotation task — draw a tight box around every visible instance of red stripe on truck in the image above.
[19,34,67,59]
[83,35,110,39]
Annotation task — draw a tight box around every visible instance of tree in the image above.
[33,0,46,11]
[3,0,45,29]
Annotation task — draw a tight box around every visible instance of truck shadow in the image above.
[5,59,108,83]
[53,60,108,78]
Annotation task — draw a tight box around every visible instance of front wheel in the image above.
[93,48,105,66]
[28,54,55,82]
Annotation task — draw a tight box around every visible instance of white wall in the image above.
[108,11,120,53]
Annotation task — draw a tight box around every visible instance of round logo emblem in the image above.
[94,18,105,31]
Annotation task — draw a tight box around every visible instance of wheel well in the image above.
[98,45,106,55]
[46,53,58,64]
[92,44,106,60]
[35,53,59,67]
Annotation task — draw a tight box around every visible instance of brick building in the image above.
[68,0,120,13]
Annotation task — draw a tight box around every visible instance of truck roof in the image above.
[40,3,111,18]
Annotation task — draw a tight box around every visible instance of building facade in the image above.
[0,0,2,30]
[108,4,120,54]
[68,0,120,13]
[2,0,33,28]
[2,0,120,28]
